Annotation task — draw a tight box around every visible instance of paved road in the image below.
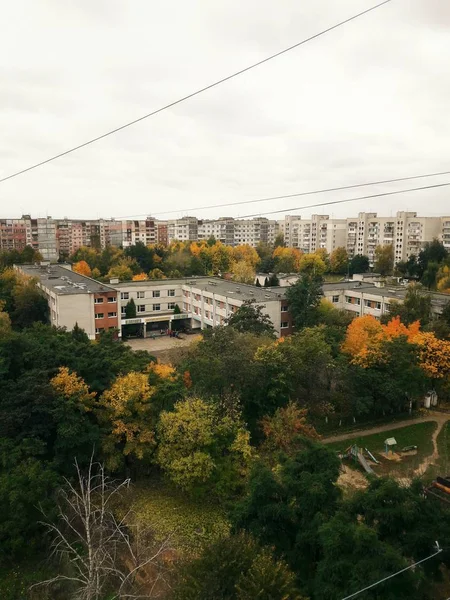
[323,412,449,444]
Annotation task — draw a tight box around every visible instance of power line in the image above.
[236,181,450,219]
[0,0,392,185]
[115,168,450,219]
[340,544,442,600]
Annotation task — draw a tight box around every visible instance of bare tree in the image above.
[33,455,171,600]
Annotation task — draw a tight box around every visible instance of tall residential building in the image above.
[0,217,30,251]
[167,217,198,244]
[346,212,442,265]
[197,217,279,247]
[440,217,450,251]
[281,215,347,253]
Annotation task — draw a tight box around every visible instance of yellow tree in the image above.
[132,272,148,281]
[232,260,256,284]
[51,366,95,407]
[100,372,156,469]
[437,265,450,293]
[272,247,302,272]
[73,260,92,277]
[414,333,450,379]
[298,253,327,276]
[210,242,233,274]
[0,301,11,336]
[233,245,260,269]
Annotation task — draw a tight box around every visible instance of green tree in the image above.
[124,241,156,273]
[315,513,417,600]
[124,298,137,319]
[156,397,252,497]
[255,278,262,287]
[172,533,304,600]
[421,261,440,289]
[395,254,420,279]
[329,247,349,274]
[226,299,275,337]
[268,272,280,286]
[418,239,448,277]
[385,284,432,326]
[285,274,323,329]
[374,244,394,276]
[274,232,285,248]
[233,440,341,589]
[349,254,370,275]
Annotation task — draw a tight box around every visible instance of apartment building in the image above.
[198,218,235,245]
[197,217,279,247]
[281,215,347,253]
[16,263,119,339]
[346,212,443,265]
[0,217,30,251]
[115,277,293,338]
[440,217,450,251]
[167,217,198,244]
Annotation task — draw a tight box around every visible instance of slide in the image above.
[365,448,380,464]
[357,452,374,475]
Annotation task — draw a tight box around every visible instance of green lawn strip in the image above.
[117,480,230,558]
[426,421,450,481]
[326,421,436,459]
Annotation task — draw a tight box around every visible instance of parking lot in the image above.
[125,333,202,362]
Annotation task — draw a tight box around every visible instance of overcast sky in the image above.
[1,0,450,222]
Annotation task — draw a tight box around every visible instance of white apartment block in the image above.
[440,217,450,251]
[196,217,279,247]
[346,212,442,265]
[281,215,347,253]
[167,217,198,244]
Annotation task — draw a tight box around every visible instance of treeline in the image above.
[67,239,372,284]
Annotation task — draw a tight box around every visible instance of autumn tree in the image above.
[226,299,275,337]
[272,247,302,273]
[100,372,156,470]
[156,397,252,497]
[132,272,148,281]
[148,268,166,279]
[260,402,319,456]
[437,264,450,293]
[232,260,256,284]
[73,260,92,277]
[374,244,394,276]
[329,247,348,275]
[232,244,260,269]
[298,253,327,276]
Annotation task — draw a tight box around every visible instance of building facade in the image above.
[16,263,119,340]
[281,214,347,254]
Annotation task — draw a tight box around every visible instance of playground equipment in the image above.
[384,437,397,454]
[343,445,376,475]
[365,448,380,464]
[426,476,450,505]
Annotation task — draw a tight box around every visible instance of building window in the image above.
[95,313,104,319]
[121,292,129,300]
[94,298,103,304]
[153,291,160,298]
[281,305,288,312]
[137,305,145,313]
[332,295,339,303]
[95,328,104,334]
[280,322,289,329]
[153,304,161,311]
[107,297,115,303]
[121,306,126,314]
[168,302,176,310]
[376,302,381,310]
[168,289,175,297]
[137,291,145,299]
[108,312,117,318]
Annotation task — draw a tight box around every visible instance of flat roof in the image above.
[114,276,285,303]
[18,264,116,295]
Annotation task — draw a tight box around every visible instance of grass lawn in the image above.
[425,420,450,481]
[327,421,437,476]
[117,479,230,558]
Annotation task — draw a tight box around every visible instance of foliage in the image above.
[226,299,275,337]
[349,254,370,275]
[298,253,326,276]
[329,247,348,274]
[124,298,137,319]
[132,272,148,281]
[0,269,49,329]
[172,533,304,600]
[232,260,256,284]
[72,260,92,277]
[418,239,448,278]
[156,398,252,497]
[285,273,324,329]
[272,247,302,273]
[374,244,394,276]
[233,440,341,590]
[100,371,157,469]
[386,284,432,326]
[260,402,319,456]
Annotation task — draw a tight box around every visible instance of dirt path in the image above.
[413,417,448,477]
[323,412,449,445]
